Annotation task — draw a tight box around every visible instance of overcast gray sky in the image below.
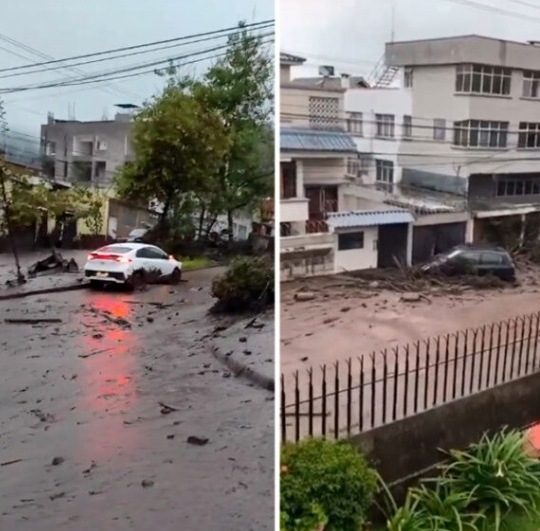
[0,0,273,143]
[281,0,540,77]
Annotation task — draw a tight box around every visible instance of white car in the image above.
[83,243,182,288]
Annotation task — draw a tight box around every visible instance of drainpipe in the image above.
[406,222,413,266]
[519,214,526,247]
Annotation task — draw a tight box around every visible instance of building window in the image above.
[94,161,107,180]
[358,153,372,171]
[496,177,540,197]
[455,64,511,96]
[402,115,412,138]
[281,161,297,199]
[346,112,363,135]
[375,159,394,191]
[346,156,359,177]
[72,161,92,182]
[338,231,364,251]
[404,68,413,88]
[45,141,56,156]
[280,222,292,237]
[308,96,339,128]
[433,119,446,141]
[453,120,508,148]
[523,71,540,98]
[518,122,540,149]
[375,114,395,138]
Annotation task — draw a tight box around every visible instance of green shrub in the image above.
[280,438,377,531]
[438,429,540,530]
[211,256,273,312]
[384,482,482,531]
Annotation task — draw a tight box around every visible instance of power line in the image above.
[0,34,275,94]
[0,33,143,102]
[280,107,540,136]
[0,24,274,81]
[0,20,274,75]
[441,0,540,23]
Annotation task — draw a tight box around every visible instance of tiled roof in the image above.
[384,197,465,215]
[327,210,414,229]
[281,128,357,153]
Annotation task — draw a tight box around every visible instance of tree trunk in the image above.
[0,168,24,282]
[197,206,206,240]
[158,199,171,238]
[227,209,234,242]
[204,216,218,239]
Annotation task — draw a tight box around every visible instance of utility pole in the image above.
[390,0,396,43]
[0,163,25,284]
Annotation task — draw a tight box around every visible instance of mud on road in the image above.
[281,260,540,376]
[0,268,274,531]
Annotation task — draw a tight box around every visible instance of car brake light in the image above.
[88,253,131,263]
[169,255,174,260]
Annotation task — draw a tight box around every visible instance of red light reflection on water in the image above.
[75,294,142,462]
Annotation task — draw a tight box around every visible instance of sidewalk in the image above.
[0,250,89,298]
[210,312,274,391]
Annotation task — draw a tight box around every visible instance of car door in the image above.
[450,250,479,275]
[145,246,173,277]
[134,246,153,272]
[479,251,503,277]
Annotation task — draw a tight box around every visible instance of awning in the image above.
[327,210,414,229]
[281,128,357,153]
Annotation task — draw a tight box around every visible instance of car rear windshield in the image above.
[97,246,132,254]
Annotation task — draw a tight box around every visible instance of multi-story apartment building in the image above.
[386,36,540,244]
[280,53,413,278]
[40,109,135,188]
[336,35,540,261]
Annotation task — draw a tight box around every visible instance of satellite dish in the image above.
[318,65,335,77]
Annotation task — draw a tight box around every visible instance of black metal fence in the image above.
[281,311,540,442]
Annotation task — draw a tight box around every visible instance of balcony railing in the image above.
[306,219,329,233]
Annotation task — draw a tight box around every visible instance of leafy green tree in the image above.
[172,22,274,240]
[202,22,274,239]
[115,85,230,234]
[0,98,7,154]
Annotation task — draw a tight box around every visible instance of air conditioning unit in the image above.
[96,140,107,151]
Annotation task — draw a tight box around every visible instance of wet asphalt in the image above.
[0,268,274,531]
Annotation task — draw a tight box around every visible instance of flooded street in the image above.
[0,268,274,531]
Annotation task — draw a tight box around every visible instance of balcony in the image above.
[281,197,309,223]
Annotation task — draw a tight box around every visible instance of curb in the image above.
[0,282,88,301]
[183,263,224,273]
[211,346,274,392]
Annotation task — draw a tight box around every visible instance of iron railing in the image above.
[281,311,540,442]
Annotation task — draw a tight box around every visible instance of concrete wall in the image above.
[351,370,540,490]
[281,249,334,279]
[386,35,540,70]
[280,232,335,279]
[334,226,378,272]
[302,158,347,185]
[281,83,346,128]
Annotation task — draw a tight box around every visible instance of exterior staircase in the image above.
[374,65,399,87]
[367,54,399,87]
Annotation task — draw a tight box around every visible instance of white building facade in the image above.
[280,53,414,279]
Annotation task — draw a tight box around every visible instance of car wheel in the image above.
[89,280,103,290]
[169,268,182,285]
[128,270,145,291]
